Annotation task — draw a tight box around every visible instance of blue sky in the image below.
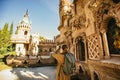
[0,0,60,39]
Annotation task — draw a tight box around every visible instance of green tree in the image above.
[9,22,13,35]
[0,23,9,53]
[0,23,14,54]
[0,28,2,49]
[8,22,14,52]
[39,36,45,41]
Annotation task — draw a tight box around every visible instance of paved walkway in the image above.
[0,66,56,80]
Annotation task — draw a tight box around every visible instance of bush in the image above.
[0,48,7,54]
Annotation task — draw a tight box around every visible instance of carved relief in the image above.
[96,2,120,32]
[85,1,95,28]
[95,3,111,29]
[74,18,80,29]
[110,4,120,27]
[89,0,99,8]
[69,21,73,28]
[79,14,86,27]
[95,2,120,29]
[73,14,86,29]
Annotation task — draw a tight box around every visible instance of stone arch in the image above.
[37,60,41,64]
[100,16,118,32]
[100,16,112,31]
[107,18,120,54]
[23,60,27,64]
[49,48,52,52]
[99,15,120,59]
[79,65,84,73]
[100,16,120,55]
[93,72,99,80]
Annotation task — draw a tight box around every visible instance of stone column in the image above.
[74,41,77,59]
[98,33,104,60]
[75,41,79,61]
[83,37,88,62]
[102,32,110,59]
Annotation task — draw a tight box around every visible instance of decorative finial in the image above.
[24,9,28,17]
[26,9,28,16]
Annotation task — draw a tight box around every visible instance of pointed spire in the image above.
[24,9,28,17]
[22,9,29,24]
[17,10,31,28]
[26,9,28,16]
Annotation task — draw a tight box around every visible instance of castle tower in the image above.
[11,10,31,56]
[16,10,31,36]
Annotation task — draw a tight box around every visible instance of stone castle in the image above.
[11,10,56,57]
[55,0,120,80]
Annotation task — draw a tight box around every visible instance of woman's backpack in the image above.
[62,53,76,75]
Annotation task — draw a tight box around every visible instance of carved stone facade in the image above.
[56,0,120,80]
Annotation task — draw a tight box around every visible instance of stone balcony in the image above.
[10,34,30,43]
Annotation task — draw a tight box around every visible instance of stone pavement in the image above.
[0,66,56,80]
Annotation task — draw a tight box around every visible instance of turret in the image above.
[16,10,31,36]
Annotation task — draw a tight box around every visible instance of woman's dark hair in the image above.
[62,44,67,50]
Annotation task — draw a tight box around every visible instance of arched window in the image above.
[24,31,28,35]
[49,48,52,52]
[94,72,99,80]
[79,66,84,73]
[76,37,85,61]
[80,39,85,61]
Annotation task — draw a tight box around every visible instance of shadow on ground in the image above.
[11,66,56,80]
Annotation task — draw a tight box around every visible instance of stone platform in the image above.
[6,55,56,67]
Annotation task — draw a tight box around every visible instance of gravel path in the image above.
[0,66,56,80]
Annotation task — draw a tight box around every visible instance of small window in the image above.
[24,31,28,35]
[49,48,52,52]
